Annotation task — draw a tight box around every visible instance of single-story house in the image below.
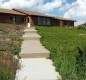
[0,8,75,27]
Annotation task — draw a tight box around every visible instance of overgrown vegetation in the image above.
[0,23,24,80]
[37,27,86,80]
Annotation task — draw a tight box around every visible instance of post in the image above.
[13,17,16,25]
[60,20,63,27]
[26,17,28,27]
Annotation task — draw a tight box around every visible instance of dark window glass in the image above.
[47,18,51,25]
[43,17,46,25]
[20,18,24,22]
[9,16,13,22]
[38,17,42,25]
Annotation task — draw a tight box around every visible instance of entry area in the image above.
[26,17,31,27]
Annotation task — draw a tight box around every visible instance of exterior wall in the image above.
[29,15,74,27]
[30,16,61,26]
[0,13,74,27]
[29,16,38,27]
[0,13,26,24]
[0,14,9,23]
[60,20,63,26]
[51,19,60,26]
[59,20,74,26]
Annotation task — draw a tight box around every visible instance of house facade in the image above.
[0,8,75,27]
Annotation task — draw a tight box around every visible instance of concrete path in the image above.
[15,27,61,80]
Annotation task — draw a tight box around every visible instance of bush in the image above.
[0,67,15,80]
[0,52,19,80]
[8,32,23,41]
[76,46,86,80]
[0,41,12,51]
[0,23,24,80]
[77,26,86,30]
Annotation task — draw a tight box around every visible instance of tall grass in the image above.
[37,27,86,80]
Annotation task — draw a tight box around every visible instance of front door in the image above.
[27,18,31,27]
[28,23,31,27]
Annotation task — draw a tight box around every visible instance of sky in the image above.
[0,0,86,26]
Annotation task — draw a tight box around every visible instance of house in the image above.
[0,8,75,27]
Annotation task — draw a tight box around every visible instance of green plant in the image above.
[0,67,15,80]
[0,52,19,80]
[8,32,23,41]
[0,41,12,51]
[0,23,24,80]
[37,27,86,80]
[76,46,86,80]
[77,26,86,30]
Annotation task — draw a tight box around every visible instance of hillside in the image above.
[0,23,24,80]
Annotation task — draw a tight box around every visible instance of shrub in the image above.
[0,23,24,80]
[76,46,86,80]
[8,32,23,41]
[0,52,19,80]
[0,41,12,51]
[77,26,86,30]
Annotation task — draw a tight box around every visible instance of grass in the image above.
[0,23,24,80]
[37,26,86,80]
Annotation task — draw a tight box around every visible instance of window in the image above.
[19,17,25,23]
[47,18,51,25]
[9,16,13,23]
[38,17,42,25]
[43,17,46,25]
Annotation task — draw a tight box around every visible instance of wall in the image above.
[0,14,8,23]
[29,16,38,27]
[51,18,60,26]
[28,15,74,27]
[0,13,26,25]
[59,20,74,26]
[30,16,61,26]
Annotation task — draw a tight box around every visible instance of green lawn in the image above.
[37,27,86,80]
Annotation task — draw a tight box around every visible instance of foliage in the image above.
[8,32,23,41]
[77,26,86,30]
[0,52,19,80]
[37,27,86,80]
[76,46,86,80]
[0,23,24,80]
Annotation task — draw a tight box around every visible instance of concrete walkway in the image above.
[15,27,61,80]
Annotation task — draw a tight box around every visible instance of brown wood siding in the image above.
[59,20,74,26]
[0,14,9,23]
[51,18,60,26]
[0,13,26,24]
[30,16,61,26]
[27,16,74,27]
[30,16,38,27]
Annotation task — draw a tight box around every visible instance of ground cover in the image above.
[37,27,86,80]
[0,23,24,80]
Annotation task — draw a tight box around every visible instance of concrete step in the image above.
[15,58,61,80]
[23,33,41,40]
[20,47,50,58]
[25,27,36,29]
[21,40,43,48]
[20,52,49,58]
[24,29,37,33]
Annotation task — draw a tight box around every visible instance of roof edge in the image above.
[12,8,28,16]
[12,8,76,21]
